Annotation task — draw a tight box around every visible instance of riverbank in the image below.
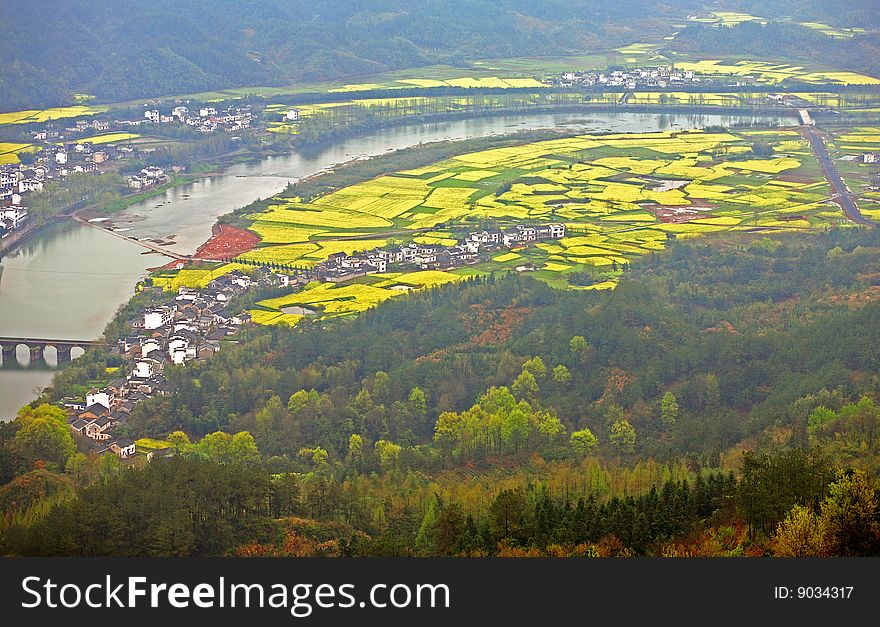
[0,109,799,420]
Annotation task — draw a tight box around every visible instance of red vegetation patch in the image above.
[194,223,260,260]
[416,304,532,364]
[461,303,532,346]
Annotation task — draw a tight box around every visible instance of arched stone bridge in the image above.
[0,336,107,364]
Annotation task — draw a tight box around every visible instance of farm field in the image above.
[825,126,880,221]
[0,104,109,126]
[686,11,868,38]
[669,58,880,85]
[0,142,37,164]
[184,125,848,325]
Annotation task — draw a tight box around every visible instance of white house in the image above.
[143,307,173,330]
[132,360,154,379]
[144,109,160,123]
[0,206,28,228]
[86,389,111,410]
[18,179,42,193]
[109,439,136,458]
[285,109,300,121]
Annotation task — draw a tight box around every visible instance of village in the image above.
[303,222,567,283]
[0,103,253,240]
[60,220,567,460]
[63,265,269,461]
[552,65,707,89]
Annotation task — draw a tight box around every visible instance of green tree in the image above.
[375,439,402,472]
[501,407,530,452]
[512,371,538,402]
[552,364,571,387]
[522,356,547,380]
[570,427,599,456]
[772,505,828,557]
[415,498,439,555]
[228,432,261,466]
[167,431,191,452]
[298,446,329,473]
[820,470,880,557]
[14,404,75,467]
[609,420,636,455]
[489,489,529,542]
[660,392,679,428]
[347,433,364,461]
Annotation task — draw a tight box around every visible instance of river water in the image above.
[0,110,794,419]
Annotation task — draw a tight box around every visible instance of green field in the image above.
[826,126,880,221]
[224,126,845,324]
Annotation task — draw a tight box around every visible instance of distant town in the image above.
[0,103,254,241]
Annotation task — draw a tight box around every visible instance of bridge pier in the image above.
[1,343,15,364]
[56,345,72,363]
[28,344,45,364]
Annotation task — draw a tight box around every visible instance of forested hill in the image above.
[3,229,880,556]
[0,0,687,110]
[1,0,875,111]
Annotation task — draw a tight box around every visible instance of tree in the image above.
[415,499,439,555]
[552,364,571,387]
[820,470,880,557]
[255,395,285,443]
[522,356,547,380]
[375,439,402,472]
[434,503,465,556]
[489,489,529,542]
[500,407,530,452]
[14,404,75,467]
[433,411,463,457]
[609,420,636,455]
[512,371,538,402]
[298,446,329,472]
[347,433,364,461]
[229,432,261,466]
[570,335,588,355]
[660,392,679,428]
[772,505,828,557]
[570,428,599,456]
[167,431,191,452]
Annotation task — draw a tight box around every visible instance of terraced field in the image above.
[183,126,847,324]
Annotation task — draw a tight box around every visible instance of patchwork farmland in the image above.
[153,126,854,323]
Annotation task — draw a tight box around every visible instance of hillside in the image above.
[3,228,879,556]
[0,0,688,110]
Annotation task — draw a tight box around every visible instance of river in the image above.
[0,110,795,419]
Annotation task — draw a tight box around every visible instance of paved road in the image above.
[802,126,876,226]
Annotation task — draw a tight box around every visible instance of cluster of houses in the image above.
[306,223,566,283]
[127,165,170,190]
[121,104,253,134]
[0,131,146,220]
[64,267,276,460]
[554,66,705,89]
[0,100,254,224]
[0,205,28,239]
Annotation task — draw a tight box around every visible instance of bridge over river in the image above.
[0,336,107,365]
